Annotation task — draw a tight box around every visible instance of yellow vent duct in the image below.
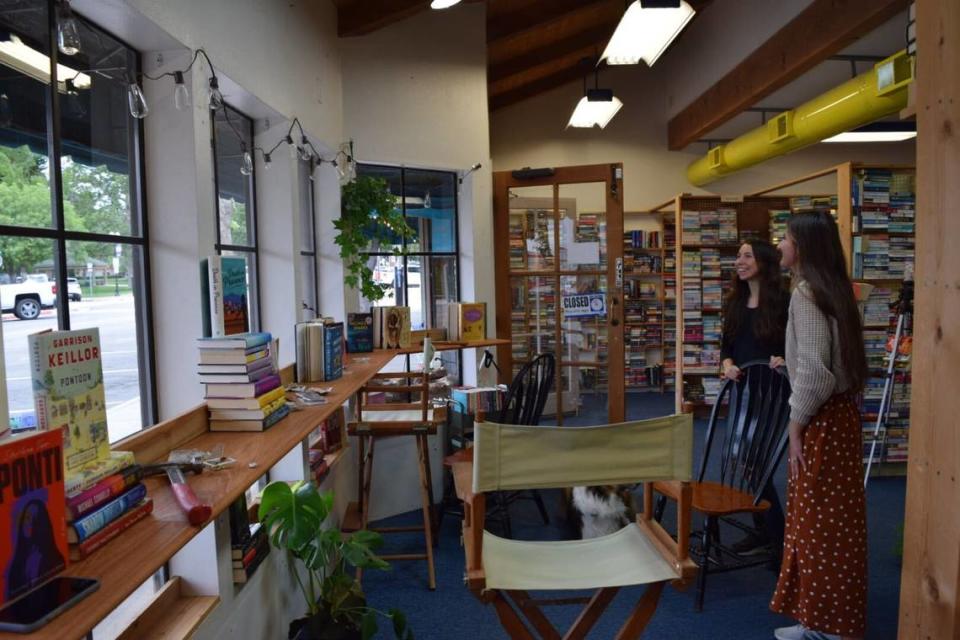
[686,50,914,186]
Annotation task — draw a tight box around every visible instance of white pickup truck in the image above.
[0,274,57,320]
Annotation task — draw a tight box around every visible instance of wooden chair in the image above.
[454,415,697,639]
[344,369,447,590]
[653,360,792,611]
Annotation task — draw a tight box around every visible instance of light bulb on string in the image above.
[263,152,272,171]
[56,0,81,56]
[207,77,224,111]
[127,79,149,119]
[0,93,12,127]
[240,144,253,176]
[173,71,190,110]
[334,158,347,182]
[286,135,298,160]
[298,137,312,162]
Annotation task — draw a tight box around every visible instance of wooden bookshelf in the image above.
[623,210,669,393]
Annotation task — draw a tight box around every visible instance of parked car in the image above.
[0,277,56,320]
[67,277,82,301]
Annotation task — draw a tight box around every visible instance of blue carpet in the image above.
[363,393,904,639]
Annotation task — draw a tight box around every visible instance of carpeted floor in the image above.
[362,393,905,639]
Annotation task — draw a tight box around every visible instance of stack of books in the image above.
[717,209,738,244]
[199,332,290,432]
[451,386,506,415]
[295,319,345,382]
[681,210,701,244]
[229,494,270,585]
[769,209,791,244]
[67,464,152,561]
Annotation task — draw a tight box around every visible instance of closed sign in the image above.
[562,294,606,318]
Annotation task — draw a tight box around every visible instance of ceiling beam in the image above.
[666,0,911,150]
[490,60,591,112]
[487,0,612,43]
[488,23,619,83]
[336,0,432,38]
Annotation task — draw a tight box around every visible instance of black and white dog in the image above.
[567,485,638,539]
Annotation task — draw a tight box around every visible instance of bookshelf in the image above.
[622,211,667,392]
[751,162,916,476]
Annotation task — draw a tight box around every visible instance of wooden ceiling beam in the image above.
[335,0,432,38]
[666,0,911,150]
[487,0,612,43]
[489,61,588,112]
[488,23,618,83]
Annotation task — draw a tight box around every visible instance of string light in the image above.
[173,71,190,110]
[126,75,148,119]
[56,0,81,56]
[207,76,224,111]
[240,143,253,176]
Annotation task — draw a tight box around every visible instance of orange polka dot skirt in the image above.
[770,393,867,637]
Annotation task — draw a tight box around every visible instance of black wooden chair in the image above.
[652,360,792,611]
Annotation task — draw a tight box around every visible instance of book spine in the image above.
[254,374,282,397]
[67,465,142,521]
[65,453,131,495]
[71,499,153,561]
[72,483,148,542]
[27,334,50,430]
[263,404,290,429]
[208,255,225,337]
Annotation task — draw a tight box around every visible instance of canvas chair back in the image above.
[473,414,693,494]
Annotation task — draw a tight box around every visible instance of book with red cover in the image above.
[0,429,68,606]
[66,464,142,522]
[69,498,153,561]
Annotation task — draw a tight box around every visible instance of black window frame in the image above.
[299,156,320,317]
[0,0,158,428]
[210,102,261,331]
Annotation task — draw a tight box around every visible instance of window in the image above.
[0,0,156,441]
[356,164,459,374]
[298,157,318,319]
[211,104,260,331]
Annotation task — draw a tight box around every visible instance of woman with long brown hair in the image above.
[772,211,869,640]
[720,241,789,557]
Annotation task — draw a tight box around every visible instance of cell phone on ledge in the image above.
[0,576,99,633]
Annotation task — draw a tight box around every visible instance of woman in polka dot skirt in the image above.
[771,211,869,640]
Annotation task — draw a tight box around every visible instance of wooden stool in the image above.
[343,371,446,590]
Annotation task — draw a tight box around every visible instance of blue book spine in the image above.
[72,483,148,542]
[264,404,290,430]
[324,324,344,381]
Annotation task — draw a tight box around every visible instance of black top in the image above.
[720,303,788,366]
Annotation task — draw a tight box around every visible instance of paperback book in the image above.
[346,312,374,353]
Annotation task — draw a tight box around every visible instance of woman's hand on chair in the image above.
[722,362,741,381]
[769,356,785,369]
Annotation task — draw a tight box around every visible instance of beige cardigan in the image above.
[785,281,852,425]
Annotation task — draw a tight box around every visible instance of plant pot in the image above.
[289,611,361,640]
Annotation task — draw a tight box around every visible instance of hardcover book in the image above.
[201,256,250,337]
[0,429,68,606]
[67,464,143,522]
[68,483,147,543]
[346,313,373,353]
[29,328,110,484]
[323,323,344,381]
[69,498,152,561]
[382,306,411,349]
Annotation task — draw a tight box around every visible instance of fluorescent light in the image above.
[567,89,624,129]
[430,0,461,8]
[823,131,917,143]
[0,35,91,91]
[601,0,695,67]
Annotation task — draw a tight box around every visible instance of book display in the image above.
[295,320,345,383]
[622,216,667,392]
[228,494,270,585]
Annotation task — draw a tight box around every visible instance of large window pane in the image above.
[66,240,145,441]
[58,15,138,236]
[404,169,456,253]
[0,1,54,230]
[214,106,254,248]
[1,235,57,431]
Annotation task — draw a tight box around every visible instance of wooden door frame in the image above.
[493,164,626,424]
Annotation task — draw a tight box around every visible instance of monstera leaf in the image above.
[258,480,332,561]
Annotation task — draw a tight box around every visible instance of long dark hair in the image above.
[722,241,787,345]
[787,211,868,391]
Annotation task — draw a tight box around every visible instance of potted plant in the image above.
[258,480,413,640]
[335,175,414,303]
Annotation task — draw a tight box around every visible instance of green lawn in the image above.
[79,283,133,298]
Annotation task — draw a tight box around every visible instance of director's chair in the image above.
[453,414,697,639]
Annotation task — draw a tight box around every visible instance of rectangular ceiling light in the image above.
[567,89,624,129]
[823,122,917,143]
[600,0,695,67]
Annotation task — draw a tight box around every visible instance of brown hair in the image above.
[722,241,788,346]
[786,211,868,391]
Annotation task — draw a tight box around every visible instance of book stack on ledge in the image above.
[228,493,270,585]
[68,465,151,561]
[198,332,290,432]
[295,318,345,382]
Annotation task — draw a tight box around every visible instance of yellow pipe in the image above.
[687,50,914,186]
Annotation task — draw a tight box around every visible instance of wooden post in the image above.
[898,1,960,637]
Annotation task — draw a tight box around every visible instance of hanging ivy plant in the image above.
[335,176,414,303]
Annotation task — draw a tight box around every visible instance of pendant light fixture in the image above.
[0,93,11,127]
[567,66,623,129]
[430,0,461,8]
[56,0,81,56]
[601,0,695,67]
[822,121,917,143]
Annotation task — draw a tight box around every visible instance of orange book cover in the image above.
[0,429,68,606]
[459,303,486,341]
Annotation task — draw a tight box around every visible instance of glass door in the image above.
[494,165,625,424]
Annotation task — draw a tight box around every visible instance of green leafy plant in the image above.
[258,481,413,640]
[334,176,414,304]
